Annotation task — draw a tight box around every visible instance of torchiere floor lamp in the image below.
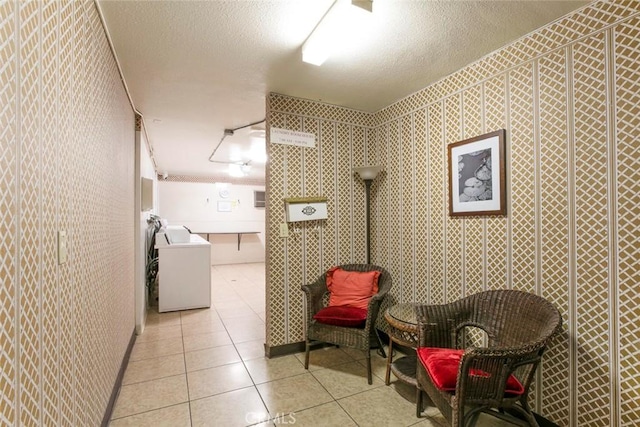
[353,165,381,264]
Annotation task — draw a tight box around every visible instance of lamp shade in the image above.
[353,165,381,180]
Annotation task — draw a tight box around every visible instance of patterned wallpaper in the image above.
[1,1,135,425]
[266,94,374,346]
[160,174,265,186]
[265,1,640,426]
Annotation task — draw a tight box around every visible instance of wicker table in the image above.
[384,303,420,386]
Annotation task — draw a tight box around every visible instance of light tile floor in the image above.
[110,263,519,427]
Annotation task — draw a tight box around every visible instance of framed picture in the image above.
[448,129,506,217]
[217,201,232,212]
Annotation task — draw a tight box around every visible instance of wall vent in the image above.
[254,191,266,208]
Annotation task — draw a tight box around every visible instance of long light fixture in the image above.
[302,0,373,66]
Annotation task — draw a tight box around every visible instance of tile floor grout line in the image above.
[214,268,274,425]
[120,367,186,388]
[225,263,294,426]
[333,393,362,427]
[179,309,194,427]
[231,270,277,426]
[123,346,184,363]
[109,402,190,422]
[117,371,186,388]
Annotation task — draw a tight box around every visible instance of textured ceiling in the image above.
[98,0,589,179]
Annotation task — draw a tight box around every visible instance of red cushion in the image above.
[326,267,381,310]
[313,306,368,328]
[417,347,524,395]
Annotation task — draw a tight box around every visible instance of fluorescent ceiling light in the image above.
[228,163,251,177]
[249,128,266,139]
[302,0,373,66]
[229,145,243,163]
[250,138,267,163]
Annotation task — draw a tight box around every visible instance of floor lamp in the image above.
[353,165,381,264]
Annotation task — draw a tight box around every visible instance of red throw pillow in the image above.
[326,267,381,310]
[417,347,524,395]
[313,306,368,328]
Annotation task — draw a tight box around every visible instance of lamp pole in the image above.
[353,165,381,265]
[364,178,372,264]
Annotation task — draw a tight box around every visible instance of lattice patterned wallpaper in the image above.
[1,1,135,425]
[160,174,265,186]
[265,93,374,346]
[265,1,640,425]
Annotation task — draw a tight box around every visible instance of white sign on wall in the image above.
[284,197,328,222]
[270,128,316,148]
[285,201,328,222]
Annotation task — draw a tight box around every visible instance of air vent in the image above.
[254,191,265,208]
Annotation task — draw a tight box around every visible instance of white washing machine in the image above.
[155,227,212,312]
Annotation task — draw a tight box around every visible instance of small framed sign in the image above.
[270,128,316,148]
[217,201,232,212]
[448,129,506,217]
[284,197,328,222]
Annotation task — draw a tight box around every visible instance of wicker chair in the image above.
[301,264,392,384]
[415,289,562,426]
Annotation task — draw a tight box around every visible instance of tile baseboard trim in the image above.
[265,340,355,358]
[265,330,391,359]
[535,413,560,427]
[503,409,559,427]
[102,328,137,427]
[264,341,306,358]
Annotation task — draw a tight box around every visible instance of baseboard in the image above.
[265,338,388,358]
[102,328,136,427]
[504,408,559,427]
[266,329,391,359]
[533,412,560,427]
[264,341,306,358]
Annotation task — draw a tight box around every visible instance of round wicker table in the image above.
[384,303,420,386]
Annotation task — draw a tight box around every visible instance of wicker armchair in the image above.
[415,289,562,426]
[301,264,392,384]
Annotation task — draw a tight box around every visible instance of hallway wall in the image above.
[0,1,135,425]
[266,94,374,345]
[264,1,640,425]
[370,2,640,424]
[135,118,158,334]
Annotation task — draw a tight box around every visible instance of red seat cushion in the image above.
[326,267,381,310]
[417,347,524,395]
[313,306,368,328]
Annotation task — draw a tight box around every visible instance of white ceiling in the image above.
[98,0,589,180]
